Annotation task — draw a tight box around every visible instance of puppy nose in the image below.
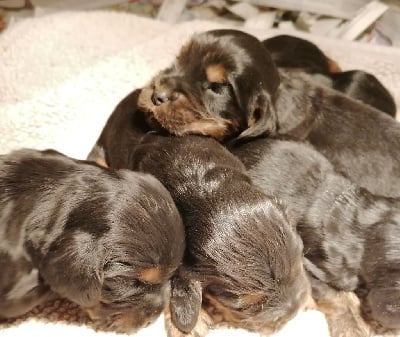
[152,89,170,106]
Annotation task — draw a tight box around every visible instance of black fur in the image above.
[0,148,185,333]
[87,95,310,336]
[262,34,396,116]
[231,137,400,335]
[138,29,400,197]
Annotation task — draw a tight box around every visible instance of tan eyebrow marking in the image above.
[206,64,227,84]
[138,267,163,284]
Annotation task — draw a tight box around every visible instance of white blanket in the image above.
[0,10,399,337]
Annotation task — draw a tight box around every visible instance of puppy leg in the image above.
[311,278,371,337]
[164,307,212,337]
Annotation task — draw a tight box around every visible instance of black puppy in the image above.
[231,137,400,336]
[138,29,400,197]
[262,34,341,75]
[262,34,396,116]
[0,148,185,333]
[88,91,311,337]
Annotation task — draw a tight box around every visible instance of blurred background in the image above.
[1,0,400,47]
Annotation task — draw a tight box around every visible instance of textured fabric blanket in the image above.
[0,10,399,337]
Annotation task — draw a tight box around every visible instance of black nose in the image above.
[151,90,170,106]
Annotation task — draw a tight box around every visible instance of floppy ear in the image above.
[236,89,279,140]
[229,63,280,140]
[169,275,202,333]
[39,232,104,308]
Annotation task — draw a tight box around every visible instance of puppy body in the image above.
[127,134,310,335]
[89,99,310,336]
[274,70,400,197]
[0,149,185,333]
[140,30,400,197]
[262,35,396,116]
[231,137,400,334]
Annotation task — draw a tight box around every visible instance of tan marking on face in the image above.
[179,118,234,140]
[327,57,342,73]
[203,293,241,325]
[206,64,227,84]
[138,267,163,284]
[241,293,265,306]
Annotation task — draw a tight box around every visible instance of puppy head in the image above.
[40,169,185,333]
[138,29,281,141]
[194,202,311,335]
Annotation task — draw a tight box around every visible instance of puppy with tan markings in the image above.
[139,29,400,197]
[0,148,185,333]
[88,93,311,337]
[262,34,396,117]
[231,137,400,336]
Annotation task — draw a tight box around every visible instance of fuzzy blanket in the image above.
[0,10,399,337]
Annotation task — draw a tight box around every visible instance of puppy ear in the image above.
[236,90,278,140]
[229,65,280,140]
[169,275,202,333]
[39,232,104,308]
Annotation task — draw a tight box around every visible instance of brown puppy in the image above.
[231,137,400,336]
[88,91,311,337]
[262,34,341,75]
[262,34,396,117]
[138,29,400,197]
[0,148,185,333]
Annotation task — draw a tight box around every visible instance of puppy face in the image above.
[2,149,185,333]
[199,213,311,335]
[45,170,185,334]
[138,29,281,141]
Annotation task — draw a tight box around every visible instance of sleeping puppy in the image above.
[87,94,311,337]
[262,34,341,75]
[0,148,185,334]
[231,137,400,336]
[138,29,400,197]
[262,34,396,116]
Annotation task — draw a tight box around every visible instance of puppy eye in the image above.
[209,82,224,94]
[202,81,227,95]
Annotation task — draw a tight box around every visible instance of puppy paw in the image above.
[367,287,400,330]
[164,308,212,337]
[311,280,371,337]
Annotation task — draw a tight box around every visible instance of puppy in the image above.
[231,137,400,336]
[262,34,341,75]
[138,29,400,197]
[262,34,396,116]
[0,148,185,334]
[88,95,311,336]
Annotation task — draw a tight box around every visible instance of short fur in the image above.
[0,148,185,333]
[262,35,396,116]
[262,34,341,75]
[87,95,311,336]
[139,29,400,197]
[231,137,400,335]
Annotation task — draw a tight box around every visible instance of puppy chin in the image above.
[203,283,313,336]
[85,305,160,333]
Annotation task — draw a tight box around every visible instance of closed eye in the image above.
[209,82,225,94]
[203,81,229,95]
